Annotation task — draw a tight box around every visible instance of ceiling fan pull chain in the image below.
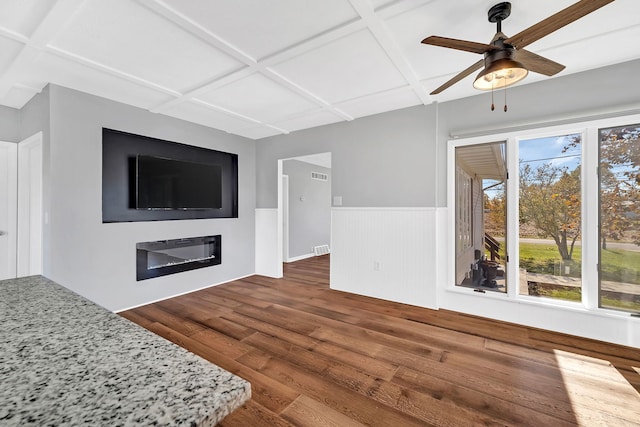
[491,80,495,111]
[503,82,508,112]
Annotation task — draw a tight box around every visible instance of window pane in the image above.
[454,143,507,293]
[599,124,640,313]
[519,134,582,302]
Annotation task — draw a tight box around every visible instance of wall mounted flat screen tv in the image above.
[136,155,222,210]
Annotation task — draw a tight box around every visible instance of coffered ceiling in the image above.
[1,0,638,139]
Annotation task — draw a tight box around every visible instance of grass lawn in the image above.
[518,241,640,311]
[518,242,640,285]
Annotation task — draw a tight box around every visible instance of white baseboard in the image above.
[285,253,315,263]
[114,273,255,313]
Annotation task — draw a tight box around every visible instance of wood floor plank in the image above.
[120,255,640,426]
[281,395,367,427]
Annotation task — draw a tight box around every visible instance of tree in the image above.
[484,188,505,236]
[599,125,640,247]
[520,163,581,261]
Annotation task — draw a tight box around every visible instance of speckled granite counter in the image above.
[0,275,250,426]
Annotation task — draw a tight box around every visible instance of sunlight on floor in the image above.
[553,349,640,425]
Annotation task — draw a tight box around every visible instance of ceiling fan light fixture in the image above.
[473,57,528,90]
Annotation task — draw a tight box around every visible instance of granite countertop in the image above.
[0,275,250,426]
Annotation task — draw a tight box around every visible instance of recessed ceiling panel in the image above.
[272,29,408,104]
[0,0,55,37]
[29,52,172,109]
[508,1,638,53]
[163,0,359,60]
[384,0,492,83]
[336,87,421,119]
[49,0,243,92]
[539,25,640,76]
[196,73,317,123]
[163,101,257,133]
[273,110,344,133]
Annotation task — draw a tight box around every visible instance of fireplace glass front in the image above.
[136,235,221,281]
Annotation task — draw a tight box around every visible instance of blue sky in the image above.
[519,133,581,171]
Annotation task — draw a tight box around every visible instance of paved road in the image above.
[517,238,640,252]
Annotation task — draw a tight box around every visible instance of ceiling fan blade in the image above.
[505,0,615,49]
[516,49,565,76]
[422,36,497,54]
[430,59,485,95]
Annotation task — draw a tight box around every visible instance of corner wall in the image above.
[39,85,256,311]
[0,106,20,142]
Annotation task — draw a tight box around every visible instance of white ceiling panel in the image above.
[50,0,243,92]
[196,73,317,123]
[272,29,408,104]
[0,0,55,37]
[385,0,500,81]
[273,110,344,133]
[336,86,421,118]
[0,38,24,71]
[0,0,638,139]
[163,101,258,133]
[163,0,359,60]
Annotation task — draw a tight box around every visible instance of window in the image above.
[454,142,507,293]
[598,124,640,313]
[518,133,582,302]
[449,113,640,316]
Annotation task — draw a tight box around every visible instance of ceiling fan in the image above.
[422,0,615,96]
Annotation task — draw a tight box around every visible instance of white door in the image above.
[0,141,18,280]
[17,132,43,277]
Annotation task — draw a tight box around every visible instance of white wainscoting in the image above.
[255,208,282,278]
[331,207,440,309]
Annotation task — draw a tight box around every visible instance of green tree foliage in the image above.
[520,162,581,261]
[599,125,640,247]
[484,189,505,236]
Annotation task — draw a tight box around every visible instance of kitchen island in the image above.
[0,275,250,426]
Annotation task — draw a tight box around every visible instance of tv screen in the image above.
[136,155,222,210]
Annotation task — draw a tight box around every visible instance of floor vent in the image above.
[313,245,330,256]
[311,172,328,181]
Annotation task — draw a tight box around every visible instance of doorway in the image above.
[278,152,332,270]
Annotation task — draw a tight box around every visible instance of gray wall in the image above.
[0,105,20,142]
[256,59,640,209]
[257,104,438,208]
[33,84,256,311]
[283,160,331,258]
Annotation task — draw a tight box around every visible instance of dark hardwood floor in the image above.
[120,255,640,426]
